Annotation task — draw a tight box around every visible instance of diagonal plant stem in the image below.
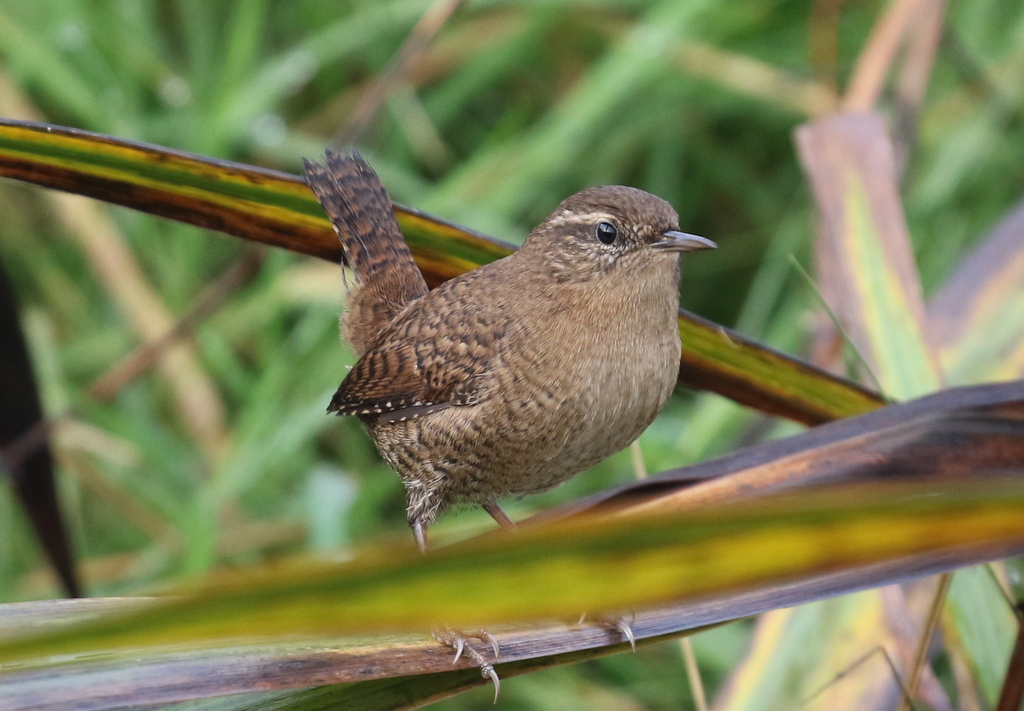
[800,645,920,710]
[333,0,465,148]
[672,42,837,117]
[52,195,231,463]
[2,254,262,475]
[995,606,1024,711]
[809,0,843,94]
[843,0,925,111]
[893,0,946,163]
[88,251,263,401]
[898,572,951,711]
[788,255,887,397]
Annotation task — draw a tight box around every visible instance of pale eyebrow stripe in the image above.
[544,211,616,228]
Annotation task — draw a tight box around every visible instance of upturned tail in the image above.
[304,150,428,356]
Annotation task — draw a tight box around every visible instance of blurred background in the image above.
[0,1,1022,708]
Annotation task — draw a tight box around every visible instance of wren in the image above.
[304,151,715,551]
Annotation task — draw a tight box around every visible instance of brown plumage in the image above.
[304,150,715,552]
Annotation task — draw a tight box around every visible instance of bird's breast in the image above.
[486,270,682,484]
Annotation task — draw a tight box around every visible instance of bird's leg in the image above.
[411,513,502,700]
[412,519,428,553]
[483,501,517,530]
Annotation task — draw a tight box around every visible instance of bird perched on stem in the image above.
[304,150,715,690]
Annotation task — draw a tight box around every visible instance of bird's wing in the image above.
[327,273,511,423]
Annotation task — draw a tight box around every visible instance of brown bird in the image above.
[304,150,714,686]
[305,150,715,546]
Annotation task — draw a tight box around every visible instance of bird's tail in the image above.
[304,150,428,355]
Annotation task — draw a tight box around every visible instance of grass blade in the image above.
[795,111,942,398]
[0,478,1022,710]
[930,197,1024,384]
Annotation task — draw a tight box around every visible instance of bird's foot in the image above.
[578,612,637,651]
[433,627,502,702]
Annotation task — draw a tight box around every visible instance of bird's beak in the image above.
[651,231,717,253]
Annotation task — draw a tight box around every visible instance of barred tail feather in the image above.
[304,150,428,355]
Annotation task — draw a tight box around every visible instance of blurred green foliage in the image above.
[0,1,1022,708]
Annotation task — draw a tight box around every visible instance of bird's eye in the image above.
[596,221,617,245]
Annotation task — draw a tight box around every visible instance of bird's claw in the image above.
[482,630,500,658]
[482,661,501,703]
[579,612,637,651]
[451,636,465,663]
[433,628,502,702]
[614,616,637,652]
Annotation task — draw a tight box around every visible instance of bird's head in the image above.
[522,186,716,282]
